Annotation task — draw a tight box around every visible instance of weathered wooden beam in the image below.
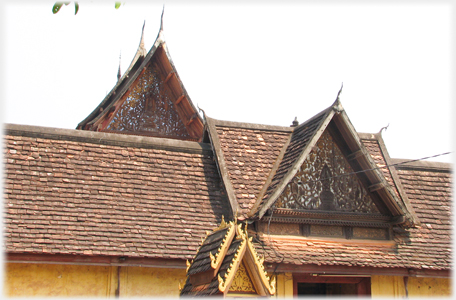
[186,113,197,126]
[368,182,385,192]
[267,263,450,278]
[175,95,185,105]
[6,253,187,269]
[347,149,363,161]
[164,71,175,84]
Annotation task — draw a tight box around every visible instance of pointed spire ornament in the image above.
[117,52,121,82]
[138,21,147,57]
[336,82,343,101]
[160,5,165,33]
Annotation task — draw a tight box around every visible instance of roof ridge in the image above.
[5,123,212,154]
[391,158,452,171]
[210,118,294,132]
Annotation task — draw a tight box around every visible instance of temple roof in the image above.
[2,14,451,278]
[252,135,451,273]
[76,22,204,142]
[3,112,452,273]
[207,98,418,227]
[4,124,230,260]
[180,218,275,297]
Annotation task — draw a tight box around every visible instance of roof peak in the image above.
[332,82,344,111]
[160,5,164,33]
[138,20,147,56]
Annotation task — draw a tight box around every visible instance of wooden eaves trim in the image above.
[330,108,406,219]
[6,253,186,269]
[266,262,450,278]
[205,116,240,215]
[358,132,421,226]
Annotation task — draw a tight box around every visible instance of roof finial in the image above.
[379,123,390,135]
[160,5,165,32]
[197,104,206,122]
[336,82,343,101]
[139,20,146,52]
[117,52,121,81]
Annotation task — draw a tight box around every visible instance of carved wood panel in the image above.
[106,62,192,139]
[276,130,379,213]
[229,261,257,293]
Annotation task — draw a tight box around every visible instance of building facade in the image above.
[3,21,451,297]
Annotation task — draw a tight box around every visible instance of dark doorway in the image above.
[294,275,371,297]
[297,282,359,296]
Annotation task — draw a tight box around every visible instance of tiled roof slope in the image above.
[360,133,420,225]
[213,120,292,217]
[181,239,243,297]
[361,137,397,191]
[186,226,230,276]
[262,109,330,200]
[3,124,230,260]
[250,107,331,217]
[252,158,452,271]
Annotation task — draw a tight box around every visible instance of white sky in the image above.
[1,2,454,163]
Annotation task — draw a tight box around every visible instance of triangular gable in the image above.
[275,129,381,214]
[251,99,413,226]
[180,217,275,297]
[77,24,204,141]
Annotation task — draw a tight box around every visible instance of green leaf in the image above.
[52,2,63,14]
[74,2,79,15]
[115,2,121,9]
[52,2,71,14]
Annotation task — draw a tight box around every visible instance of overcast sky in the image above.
[2,2,454,163]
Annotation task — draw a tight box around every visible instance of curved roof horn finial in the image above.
[160,5,165,33]
[139,20,146,54]
[336,82,343,101]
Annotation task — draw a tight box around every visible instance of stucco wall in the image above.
[275,272,293,298]
[371,275,451,297]
[4,263,186,297]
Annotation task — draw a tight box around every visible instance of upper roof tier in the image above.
[76,22,204,142]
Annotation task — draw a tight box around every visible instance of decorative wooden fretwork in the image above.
[228,261,256,293]
[276,130,379,213]
[106,62,192,139]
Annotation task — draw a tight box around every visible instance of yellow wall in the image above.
[407,277,451,297]
[120,265,187,297]
[371,275,451,298]
[371,275,406,297]
[5,263,451,298]
[275,272,293,298]
[4,263,186,297]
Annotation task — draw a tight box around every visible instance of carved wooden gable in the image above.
[77,27,204,141]
[228,261,257,294]
[104,59,192,139]
[276,130,380,214]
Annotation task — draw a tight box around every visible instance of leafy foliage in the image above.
[52,2,122,15]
